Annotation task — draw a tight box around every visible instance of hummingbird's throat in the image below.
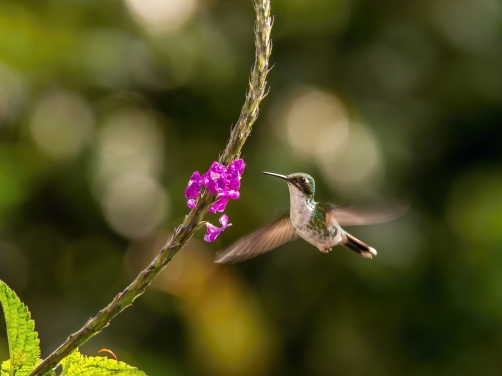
[288,183,315,223]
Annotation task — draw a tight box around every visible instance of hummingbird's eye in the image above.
[299,177,306,184]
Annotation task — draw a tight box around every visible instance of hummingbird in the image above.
[214,172,406,264]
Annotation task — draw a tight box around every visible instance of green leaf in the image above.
[1,360,11,376]
[61,350,146,376]
[17,360,56,376]
[0,280,40,375]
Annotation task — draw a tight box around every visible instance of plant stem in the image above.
[30,1,272,375]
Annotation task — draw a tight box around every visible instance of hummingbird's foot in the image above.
[317,242,332,253]
[360,251,373,259]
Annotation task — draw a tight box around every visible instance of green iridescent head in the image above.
[262,172,315,198]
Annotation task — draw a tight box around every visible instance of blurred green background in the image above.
[1,0,502,375]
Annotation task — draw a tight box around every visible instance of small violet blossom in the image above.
[208,190,240,213]
[204,214,231,242]
[226,159,245,189]
[202,162,229,194]
[186,199,196,209]
[185,171,203,199]
[184,159,245,242]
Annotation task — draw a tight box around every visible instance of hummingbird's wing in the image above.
[214,215,299,264]
[326,202,409,227]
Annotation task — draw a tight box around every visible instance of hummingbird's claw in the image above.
[359,247,377,259]
[317,242,332,253]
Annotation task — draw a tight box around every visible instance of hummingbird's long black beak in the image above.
[262,172,289,181]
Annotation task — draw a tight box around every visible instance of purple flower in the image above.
[226,159,246,190]
[202,162,229,194]
[227,159,245,180]
[184,159,245,242]
[204,214,232,242]
[208,189,240,213]
[185,171,203,199]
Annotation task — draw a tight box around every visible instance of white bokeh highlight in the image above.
[92,107,168,239]
[318,122,383,192]
[124,0,198,33]
[274,87,384,194]
[285,89,350,162]
[94,109,164,193]
[101,173,168,239]
[30,90,95,159]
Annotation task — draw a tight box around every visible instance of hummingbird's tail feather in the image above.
[342,233,377,259]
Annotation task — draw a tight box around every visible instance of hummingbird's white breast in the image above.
[287,184,318,239]
[287,183,343,249]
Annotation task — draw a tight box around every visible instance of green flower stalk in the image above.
[29,0,273,375]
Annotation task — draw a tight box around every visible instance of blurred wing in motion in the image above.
[214,215,299,264]
[329,202,410,227]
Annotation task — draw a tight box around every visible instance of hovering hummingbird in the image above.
[214,172,406,264]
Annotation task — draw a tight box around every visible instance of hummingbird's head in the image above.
[262,172,315,199]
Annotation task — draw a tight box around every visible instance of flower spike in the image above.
[184,159,245,241]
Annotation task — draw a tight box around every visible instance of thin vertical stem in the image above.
[29,1,273,375]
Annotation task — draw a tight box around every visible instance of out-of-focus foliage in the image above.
[0,0,502,375]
